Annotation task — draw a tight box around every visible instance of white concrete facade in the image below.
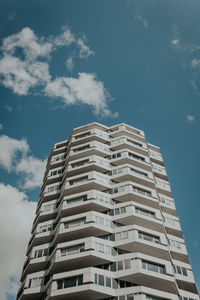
[17,122,199,300]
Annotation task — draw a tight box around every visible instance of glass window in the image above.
[106,277,111,287]
[99,274,104,286]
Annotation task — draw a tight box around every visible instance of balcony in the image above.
[109,166,155,188]
[110,151,151,172]
[67,155,110,177]
[71,128,110,147]
[47,268,114,300]
[113,227,170,261]
[69,141,111,161]
[59,191,113,218]
[109,183,159,209]
[62,172,111,196]
[112,204,164,233]
[52,213,113,245]
[109,125,145,143]
[116,257,178,294]
[110,137,148,156]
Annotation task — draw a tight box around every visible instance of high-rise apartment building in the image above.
[17,122,199,300]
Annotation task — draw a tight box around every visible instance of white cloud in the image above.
[54,28,75,47]
[171,39,180,47]
[45,72,117,117]
[65,56,74,71]
[16,156,47,189]
[0,123,3,131]
[0,135,29,171]
[0,27,116,117]
[0,183,36,300]
[191,58,200,68]
[0,135,47,189]
[135,7,148,28]
[77,37,95,58]
[2,27,53,60]
[186,114,195,122]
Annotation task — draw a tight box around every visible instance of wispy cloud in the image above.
[186,114,195,122]
[4,105,12,112]
[134,7,148,28]
[0,123,3,131]
[0,135,47,189]
[191,58,200,69]
[7,11,16,21]
[171,24,200,97]
[65,56,74,72]
[0,27,116,117]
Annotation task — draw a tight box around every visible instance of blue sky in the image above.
[0,0,200,299]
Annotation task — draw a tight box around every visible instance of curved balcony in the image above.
[116,257,178,294]
[109,183,159,209]
[109,166,155,189]
[67,155,110,177]
[58,191,113,219]
[110,137,148,157]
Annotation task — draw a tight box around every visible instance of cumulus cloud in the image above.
[186,114,195,122]
[45,72,117,117]
[0,26,116,117]
[0,135,46,189]
[0,135,29,171]
[16,156,47,189]
[0,183,36,300]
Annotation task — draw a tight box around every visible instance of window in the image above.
[128,152,145,162]
[61,244,84,256]
[69,176,88,185]
[74,132,91,140]
[95,215,113,228]
[131,168,148,178]
[159,197,171,206]
[115,230,129,241]
[168,238,181,249]
[38,223,54,233]
[107,153,121,160]
[67,195,87,205]
[146,296,168,300]
[34,248,49,258]
[164,216,178,226]
[173,265,188,276]
[135,207,155,218]
[71,159,89,168]
[57,276,83,289]
[73,145,90,153]
[50,168,64,176]
[52,154,64,162]
[138,231,160,244]
[29,277,43,288]
[47,184,60,193]
[64,218,86,229]
[127,138,142,147]
[132,186,151,196]
[142,261,165,274]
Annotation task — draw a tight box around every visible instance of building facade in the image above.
[17,122,199,300]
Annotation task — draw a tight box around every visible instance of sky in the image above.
[0,0,200,299]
